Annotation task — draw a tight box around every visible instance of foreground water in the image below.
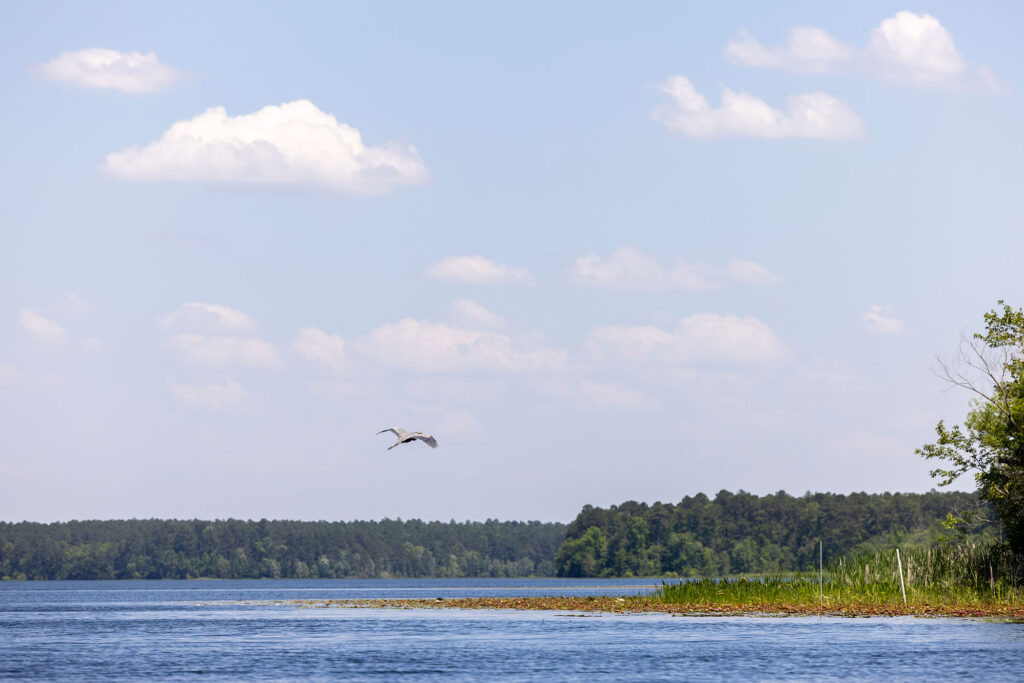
[2,579,1023,680]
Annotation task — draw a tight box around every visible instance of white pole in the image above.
[896,548,907,604]
[819,540,823,608]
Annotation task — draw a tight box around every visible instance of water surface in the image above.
[2,579,1021,680]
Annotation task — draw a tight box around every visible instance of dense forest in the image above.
[0,518,566,580]
[555,490,996,577]
[0,490,993,580]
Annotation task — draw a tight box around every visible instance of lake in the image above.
[2,579,1022,680]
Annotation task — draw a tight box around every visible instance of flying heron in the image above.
[377,427,438,451]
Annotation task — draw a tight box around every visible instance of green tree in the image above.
[918,300,1024,553]
[555,526,608,577]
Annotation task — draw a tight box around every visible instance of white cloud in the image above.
[17,309,67,343]
[170,334,280,368]
[170,379,247,409]
[588,313,787,365]
[452,300,505,328]
[40,48,181,93]
[425,255,533,285]
[654,76,865,140]
[354,318,564,373]
[863,306,904,335]
[725,259,783,286]
[292,327,346,372]
[104,99,428,193]
[726,27,853,73]
[726,12,993,90]
[867,11,964,87]
[159,302,256,333]
[571,247,715,291]
[570,248,780,290]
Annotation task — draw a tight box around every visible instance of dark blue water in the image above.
[2,579,1023,680]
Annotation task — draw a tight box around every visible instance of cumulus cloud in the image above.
[726,12,993,90]
[452,300,505,328]
[40,48,181,93]
[170,379,247,409]
[104,99,428,193]
[17,309,67,343]
[170,334,280,368]
[863,306,904,335]
[654,76,864,140]
[292,327,346,372]
[353,319,564,374]
[588,313,787,365]
[867,11,965,86]
[570,248,780,290]
[159,302,256,333]
[726,27,852,73]
[425,255,533,285]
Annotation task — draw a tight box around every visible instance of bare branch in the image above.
[934,333,1015,423]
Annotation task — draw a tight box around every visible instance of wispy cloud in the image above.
[726,26,852,74]
[452,300,505,328]
[588,313,787,365]
[725,260,784,286]
[353,318,564,374]
[292,327,346,372]
[17,309,67,343]
[540,379,661,412]
[40,48,181,93]
[654,75,864,140]
[169,334,280,368]
[104,100,428,193]
[425,255,533,285]
[159,302,256,334]
[170,379,247,409]
[570,247,781,290]
[863,305,904,335]
[579,380,660,412]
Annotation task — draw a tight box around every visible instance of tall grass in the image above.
[656,543,1024,607]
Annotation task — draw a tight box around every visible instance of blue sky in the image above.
[2,1,1022,522]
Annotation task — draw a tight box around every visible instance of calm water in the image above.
[2,579,1023,680]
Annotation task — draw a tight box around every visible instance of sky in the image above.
[2,1,1023,523]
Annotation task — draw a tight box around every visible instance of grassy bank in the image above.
[657,543,1024,609]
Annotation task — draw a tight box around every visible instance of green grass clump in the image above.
[656,543,1024,608]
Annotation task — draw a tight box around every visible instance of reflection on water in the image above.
[2,579,1023,680]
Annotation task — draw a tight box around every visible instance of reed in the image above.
[655,543,1024,608]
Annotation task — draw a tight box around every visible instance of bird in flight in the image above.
[377,427,438,451]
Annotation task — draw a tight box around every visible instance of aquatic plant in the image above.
[655,542,1024,607]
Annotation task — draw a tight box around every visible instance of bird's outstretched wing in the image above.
[377,427,407,438]
[412,433,438,448]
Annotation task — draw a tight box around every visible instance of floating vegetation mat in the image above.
[238,596,1024,618]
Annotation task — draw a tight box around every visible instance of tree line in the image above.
[0,518,565,580]
[555,490,996,577]
[0,490,993,580]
